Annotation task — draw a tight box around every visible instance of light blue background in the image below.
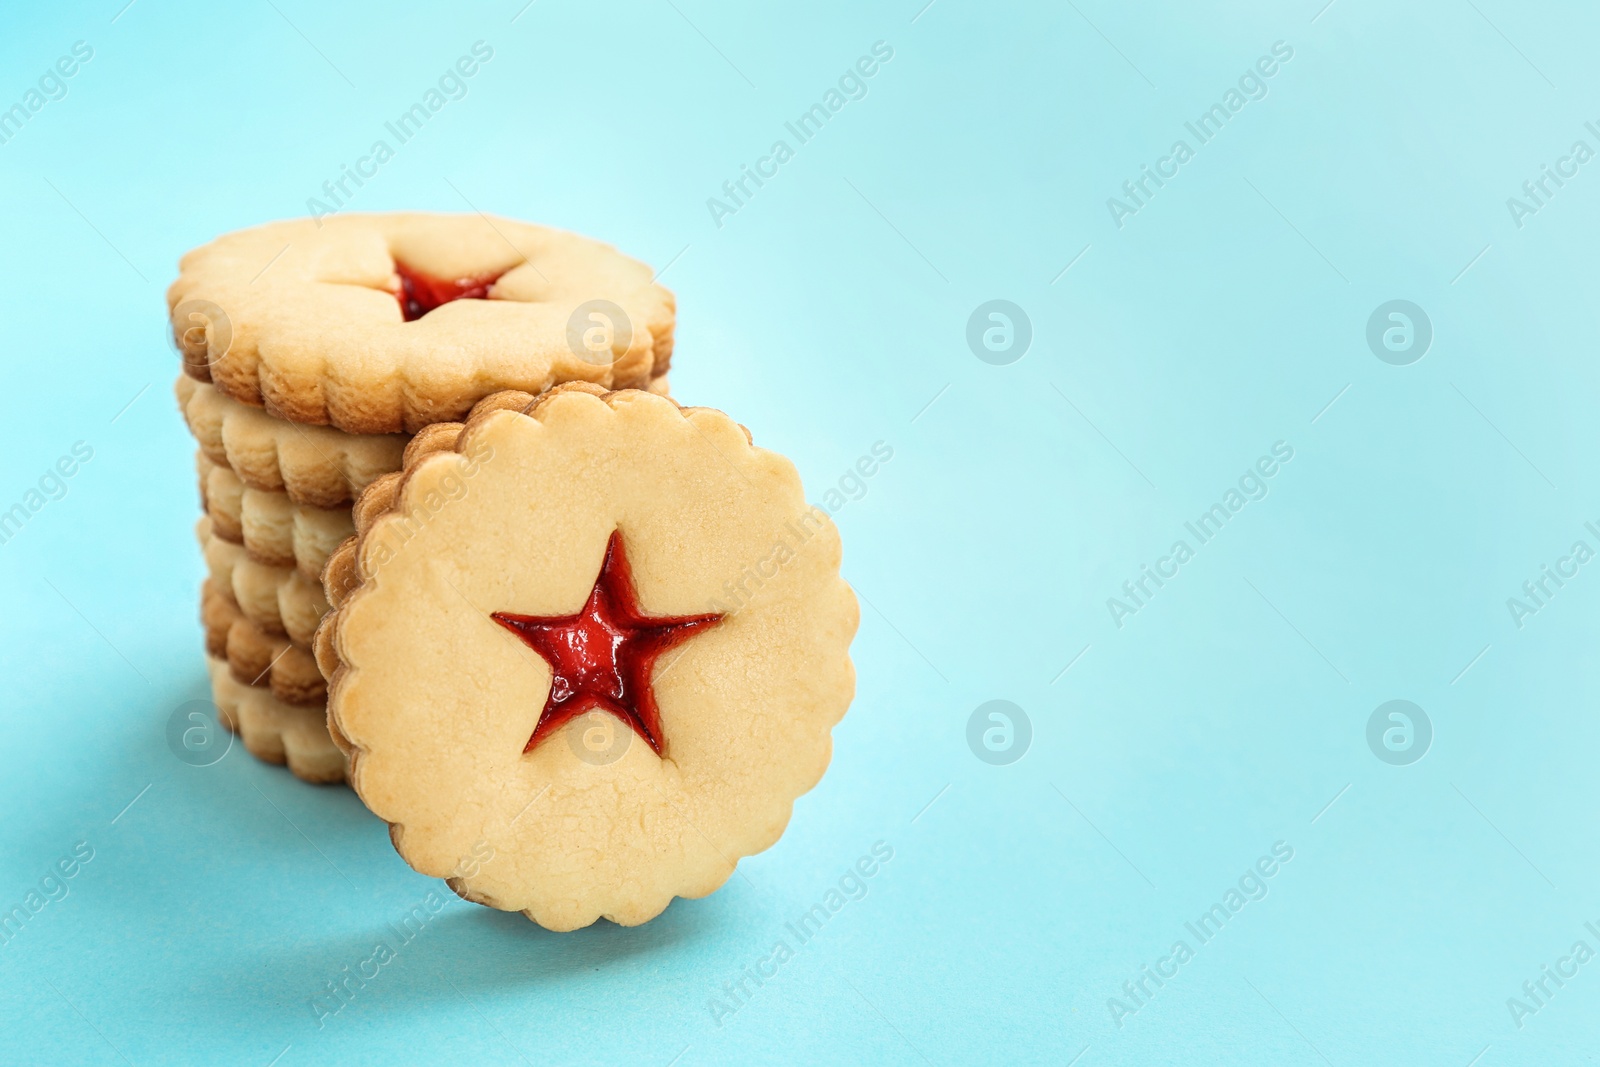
[2,0,1597,1063]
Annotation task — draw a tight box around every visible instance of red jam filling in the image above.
[492,531,724,757]
[394,262,505,321]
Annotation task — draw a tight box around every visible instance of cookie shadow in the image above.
[416,890,717,991]
[193,885,727,1039]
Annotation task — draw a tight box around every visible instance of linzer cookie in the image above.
[207,656,345,784]
[197,453,354,579]
[169,214,676,434]
[176,377,406,509]
[317,385,857,930]
[201,577,326,706]
[198,518,329,645]
[227,618,326,708]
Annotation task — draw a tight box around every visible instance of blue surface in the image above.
[2,1,1598,1063]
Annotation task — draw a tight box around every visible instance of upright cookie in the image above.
[177,376,407,508]
[318,385,857,930]
[169,215,676,434]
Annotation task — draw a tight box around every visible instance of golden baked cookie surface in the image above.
[206,655,344,784]
[197,452,354,579]
[321,385,857,930]
[176,376,407,508]
[169,215,676,434]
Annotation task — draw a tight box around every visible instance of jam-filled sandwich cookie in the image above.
[169,214,676,434]
[206,655,345,784]
[197,453,354,580]
[177,377,406,509]
[316,384,857,930]
[198,518,329,646]
[201,578,326,707]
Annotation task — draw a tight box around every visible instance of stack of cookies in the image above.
[170,212,858,930]
[171,214,676,783]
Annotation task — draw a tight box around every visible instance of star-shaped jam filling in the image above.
[394,261,507,321]
[491,531,724,757]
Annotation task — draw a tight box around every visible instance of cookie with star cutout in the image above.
[316,384,857,930]
[169,214,676,434]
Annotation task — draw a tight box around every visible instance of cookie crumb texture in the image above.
[169,215,676,434]
[323,387,857,930]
